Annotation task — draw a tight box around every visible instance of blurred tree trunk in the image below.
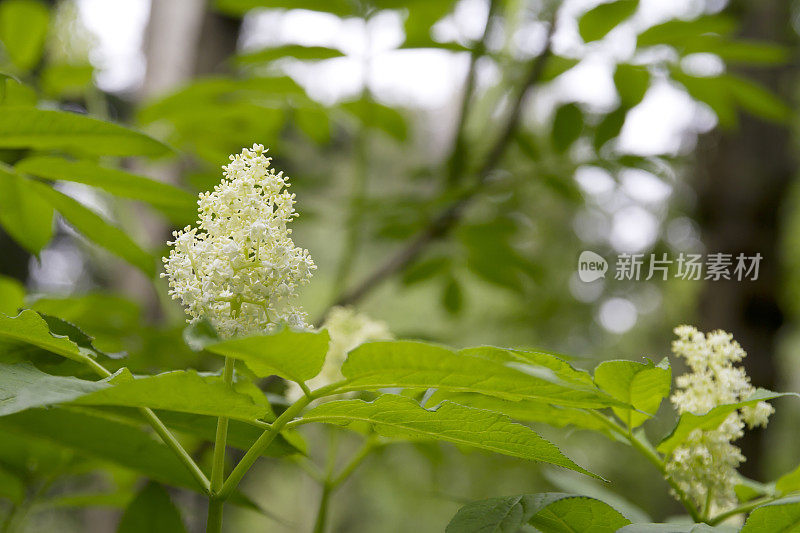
[116,0,241,317]
[694,0,795,479]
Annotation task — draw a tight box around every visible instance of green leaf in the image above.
[593,107,627,151]
[204,328,331,383]
[593,358,671,428]
[683,38,788,65]
[73,369,273,422]
[0,362,273,422]
[0,167,54,255]
[614,64,650,107]
[541,56,580,82]
[0,0,49,71]
[0,75,34,106]
[301,395,597,477]
[0,464,24,503]
[27,180,156,276]
[462,346,595,387]
[442,277,463,315]
[213,0,355,16]
[340,98,407,142]
[446,493,630,533]
[725,74,791,124]
[735,477,775,503]
[0,310,89,363]
[741,496,800,532]
[0,108,171,157]
[657,389,796,455]
[235,45,343,64]
[542,469,651,524]
[637,15,737,49]
[294,106,331,144]
[16,156,197,213]
[341,341,620,408]
[136,76,297,164]
[776,463,800,495]
[402,0,459,49]
[38,312,124,359]
[552,103,584,153]
[41,63,94,98]
[430,392,611,434]
[670,70,738,129]
[433,392,611,433]
[401,256,450,285]
[459,219,541,291]
[579,0,638,43]
[0,362,107,416]
[138,76,304,125]
[117,483,187,533]
[0,407,202,489]
[0,275,24,316]
[618,524,731,532]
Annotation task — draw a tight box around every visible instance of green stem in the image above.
[312,483,333,533]
[311,436,377,533]
[142,407,211,492]
[702,487,714,521]
[206,499,224,533]
[215,380,349,502]
[707,496,778,526]
[590,412,702,523]
[207,357,235,532]
[218,394,312,501]
[83,356,211,493]
[330,438,376,488]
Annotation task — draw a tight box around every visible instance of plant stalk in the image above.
[590,411,702,522]
[707,496,778,525]
[312,483,332,533]
[83,356,211,493]
[218,394,312,501]
[207,357,235,532]
[311,436,377,533]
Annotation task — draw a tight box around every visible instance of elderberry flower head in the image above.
[287,307,392,401]
[161,144,316,338]
[665,325,773,513]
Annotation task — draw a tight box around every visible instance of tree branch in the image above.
[446,0,498,186]
[330,18,557,309]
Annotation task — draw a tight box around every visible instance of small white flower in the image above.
[161,144,316,338]
[665,325,773,513]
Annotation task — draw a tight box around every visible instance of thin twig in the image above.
[330,17,557,310]
[83,357,212,493]
[589,411,703,523]
[707,495,778,526]
[446,0,498,186]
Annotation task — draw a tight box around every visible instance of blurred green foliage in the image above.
[0,0,799,531]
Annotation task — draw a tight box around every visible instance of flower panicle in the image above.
[161,144,316,338]
[665,325,774,513]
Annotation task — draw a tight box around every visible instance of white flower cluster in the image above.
[287,307,392,401]
[162,144,315,338]
[665,325,774,512]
